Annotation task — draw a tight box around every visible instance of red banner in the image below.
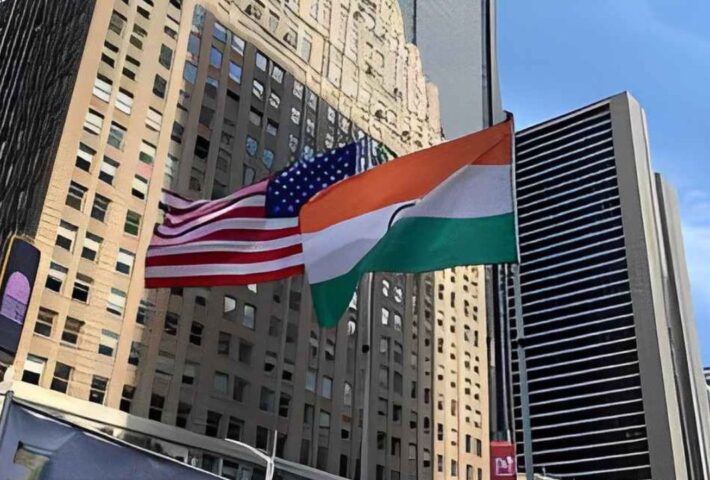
[491,441,516,479]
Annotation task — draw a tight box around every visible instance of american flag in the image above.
[145,141,366,288]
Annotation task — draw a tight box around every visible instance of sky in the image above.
[496,0,710,364]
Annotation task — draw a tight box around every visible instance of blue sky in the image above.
[497,0,710,364]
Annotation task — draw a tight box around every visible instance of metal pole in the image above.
[508,113,533,479]
[0,390,14,449]
[270,277,293,479]
[512,265,533,479]
[359,272,375,479]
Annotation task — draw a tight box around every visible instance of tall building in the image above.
[510,92,708,479]
[0,0,96,370]
[1,0,444,479]
[397,0,503,137]
[655,173,710,479]
[433,266,489,480]
[399,2,505,478]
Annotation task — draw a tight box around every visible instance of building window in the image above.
[394,286,403,303]
[209,46,222,68]
[146,108,162,131]
[206,411,221,437]
[262,149,274,170]
[71,274,92,303]
[182,362,196,384]
[55,221,78,251]
[229,61,242,83]
[108,10,126,35]
[190,321,204,345]
[107,288,127,316]
[45,262,67,292]
[213,21,227,42]
[66,181,87,210]
[232,33,245,54]
[259,386,275,412]
[120,385,135,413]
[88,194,110,222]
[238,340,252,364]
[128,341,143,366]
[245,136,258,157]
[183,61,198,83]
[394,372,403,395]
[243,303,255,329]
[252,79,264,100]
[81,233,102,261]
[321,376,333,399]
[227,417,244,441]
[381,279,390,297]
[233,377,249,402]
[124,211,141,236]
[75,143,95,171]
[343,382,352,407]
[139,140,156,164]
[381,308,389,326]
[98,329,119,357]
[153,74,167,98]
[218,332,231,355]
[114,249,135,276]
[34,308,55,337]
[300,33,312,61]
[123,55,140,80]
[89,375,108,404]
[394,313,402,332]
[214,371,229,394]
[83,109,104,135]
[22,355,46,385]
[107,122,127,150]
[98,156,119,185]
[164,312,179,335]
[149,394,165,421]
[50,362,72,394]
[115,88,134,114]
[159,44,173,69]
[61,317,83,345]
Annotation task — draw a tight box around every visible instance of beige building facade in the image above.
[434,266,489,480]
[2,0,491,479]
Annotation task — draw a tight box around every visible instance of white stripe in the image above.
[393,165,512,222]
[147,236,302,257]
[151,217,298,246]
[145,253,304,278]
[162,192,207,210]
[303,202,410,284]
[303,164,513,284]
[159,195,266,236]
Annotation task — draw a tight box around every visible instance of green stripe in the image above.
[310,213,517,327]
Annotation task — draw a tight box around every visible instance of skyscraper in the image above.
[397,0,503,137]
[1,0,442,478]
[398,2,506,477]
[0,0,96,370]
[511,92,707,479]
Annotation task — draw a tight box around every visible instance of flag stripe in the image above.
[157,204,266,236]
[146,244,303,267]
[310,213,517,327]
[145,265,305,289]
[145,253,304,278]
[146,237,302,257]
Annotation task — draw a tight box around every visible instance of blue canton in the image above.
[265,142,360,217]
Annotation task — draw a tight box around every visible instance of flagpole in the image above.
[269,277,293,480]
[508,113,534,480]
[359,272,374,479]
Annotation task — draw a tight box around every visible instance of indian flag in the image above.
[300,119,517,327]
